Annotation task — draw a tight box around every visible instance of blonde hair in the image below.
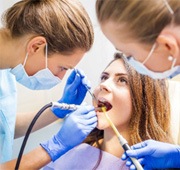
[2,0,94,54]
[96,0,180,44]
[85,53,172,146]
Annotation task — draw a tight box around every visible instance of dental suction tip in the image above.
[95,103,112,112]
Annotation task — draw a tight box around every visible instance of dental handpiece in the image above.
[51,102,102,112]
[52,102,79,111]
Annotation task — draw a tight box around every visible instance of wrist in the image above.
[40,136,69,162]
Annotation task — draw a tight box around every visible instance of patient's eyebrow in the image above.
[115,73,128,76]
[101,72,128,77]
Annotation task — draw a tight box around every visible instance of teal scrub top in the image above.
[0,69,17,163]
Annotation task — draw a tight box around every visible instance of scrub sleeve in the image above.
[0,69,17,163]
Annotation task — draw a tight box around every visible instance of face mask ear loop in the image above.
[142,43,156,65]
[23,53,29,67]
[45,43,48,69]
[163,0,174,15]
[171,58,177,69]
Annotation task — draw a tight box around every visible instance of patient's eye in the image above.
[100,73,109,82]
[117,76,128,85]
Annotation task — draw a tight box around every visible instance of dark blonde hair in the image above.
[85,53,172,146]
[2,0,94,54]
[96,0,180,44]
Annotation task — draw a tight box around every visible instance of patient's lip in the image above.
[96,98,112,112]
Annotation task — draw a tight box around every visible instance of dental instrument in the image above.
[52,102,103,112]
[85,85,99,105]
[101,106,144,170]
[74,68,99,104]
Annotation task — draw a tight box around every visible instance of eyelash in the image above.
[118,77,128,84]
[59,66,68,72]
[100,75,108,81]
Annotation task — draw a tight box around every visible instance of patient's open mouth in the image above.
[95,100,112,112]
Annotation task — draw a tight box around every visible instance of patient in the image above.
[44,53,173,170]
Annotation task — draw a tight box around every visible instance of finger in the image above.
[77,82,88,95]
[78,115,97,124]
[76,121,96,130]
[76,68,85,78]
[69,74,82,91]
[129,164,136,170]
[126,157,133,166]
[66,69,76,84]
[76,68,91,89]
[82,77,91,89]
[121,153,128,160]
[82,110,97,119]
[126,146,151,159]
[78,115,97,125]
[131,141,148,150]
[86,116,97,125]
[80,122,97,133]
[138,158,144,166]
[75,105,94,116]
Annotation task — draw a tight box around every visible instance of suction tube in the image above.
[101,107,144,170]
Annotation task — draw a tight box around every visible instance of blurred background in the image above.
[0,0,179,161]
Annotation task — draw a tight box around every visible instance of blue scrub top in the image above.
[0,69,17,163]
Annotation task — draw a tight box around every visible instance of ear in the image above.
[156,32,179,60]
[26,36,46,55]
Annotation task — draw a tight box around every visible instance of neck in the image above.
[101,128,130,158]
[0,28,25,69]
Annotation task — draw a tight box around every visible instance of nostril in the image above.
[100,86,109,92]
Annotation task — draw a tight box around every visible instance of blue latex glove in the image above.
[41,105,97,161]
[51,69,91,118]
[121,139,180,170]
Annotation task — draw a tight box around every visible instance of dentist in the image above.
[0,0,97,169]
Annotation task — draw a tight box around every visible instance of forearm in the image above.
[15,108,59,138]
[0,146,51,170]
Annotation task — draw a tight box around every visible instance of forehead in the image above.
[104,59,127,74]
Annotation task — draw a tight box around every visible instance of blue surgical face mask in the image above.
[127,43,180,79]
[10,44,61,90]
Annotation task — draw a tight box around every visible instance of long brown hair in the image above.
[96,0,180,44]
[2,0,94,55]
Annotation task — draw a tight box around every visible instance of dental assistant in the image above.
[96,0,180,169]
[0,0,98,169]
